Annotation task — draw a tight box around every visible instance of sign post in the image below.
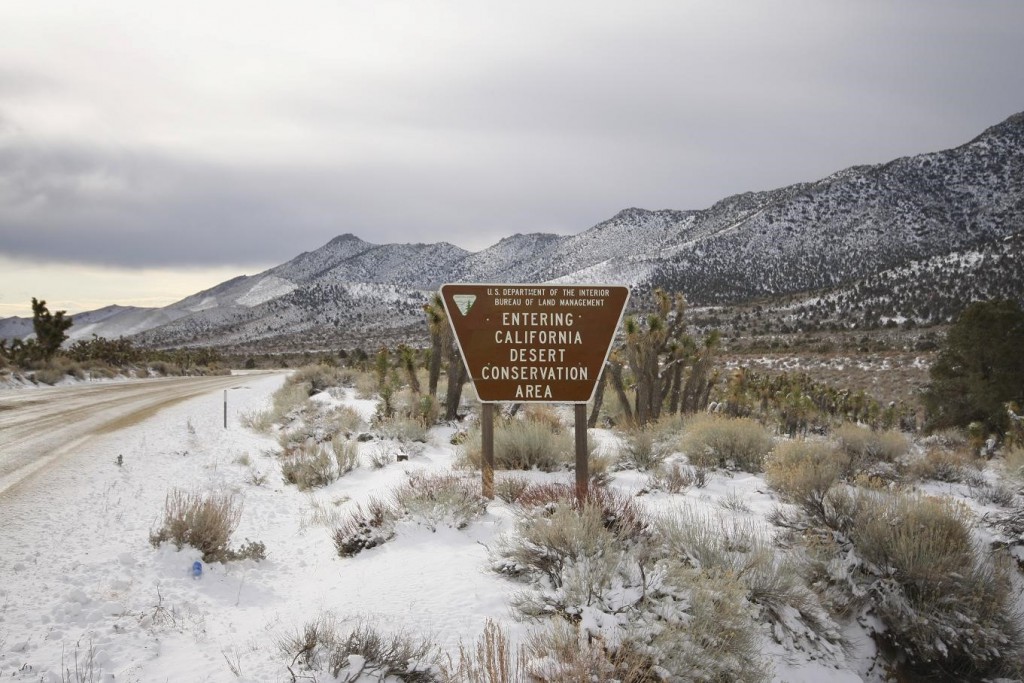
[441,284,629,503]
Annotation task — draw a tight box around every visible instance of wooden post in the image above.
[481,402,495,499]
[575,403,588,504]
[223,389,228,429]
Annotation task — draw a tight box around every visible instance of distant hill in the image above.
[3,111,1021,349]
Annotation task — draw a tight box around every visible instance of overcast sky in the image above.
[1,0,1022,316]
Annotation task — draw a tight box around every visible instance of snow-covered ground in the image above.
[1,375,1020,682]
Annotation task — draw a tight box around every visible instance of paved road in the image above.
[0,373,273,496]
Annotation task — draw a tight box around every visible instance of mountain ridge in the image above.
[2,111,1022,349]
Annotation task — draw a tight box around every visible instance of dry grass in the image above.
[524,619,655,682]
[680,415,774,472]
[441,620,528,683]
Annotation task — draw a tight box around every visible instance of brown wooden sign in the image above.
[441,283,630,403]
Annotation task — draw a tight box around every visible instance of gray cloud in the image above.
[1,0,1022,269]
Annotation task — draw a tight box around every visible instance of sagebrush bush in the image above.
[658,507,839,652]
[33,366,65,385]
[1004,446,1024,481]
[650,562,770,683]
[377,416,429,443]
[834,423,909,472]
[333,498,398,557]
[280,443,338,490]
[330,405,365,434]
[494,475,531,504]
[524,619,654,682]
[765,439,846,520]
[493,501,621,587]
[616,428,672,471]
[681,415,773,472]
[243,382,311,432]
[278,614,439,682]
[649,462,706,493]
[848,491,1023,676]
[331,436,359,474]
[392,472,487,531]
[288,364,347,396]
[459,419,573,471]
[149,489,263,562]
[908,445,981,483]
[522,404,564,432]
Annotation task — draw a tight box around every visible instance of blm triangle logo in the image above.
[452,294,476,316]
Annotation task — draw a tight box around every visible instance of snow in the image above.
[0,375,525,681]
[2,376,1020,681]
[236,276,297,307]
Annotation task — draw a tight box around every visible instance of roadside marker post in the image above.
[441,284,629,503]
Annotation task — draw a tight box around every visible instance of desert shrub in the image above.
[354,371,378,399]
[493,501,622,588]
[647,563,770,683]
[494,475,532,504]
[658,507,841,660]
[333,498,398,557]
[616,428,672,472]
[150,360,183,376]
[459,419,574,472]
[849,492,1023,677]
[649,462,707,493]
[1002,446,1024,482]
[909,445,982,483]
[513,482,576,509]
[588,452,614,486]
[280,443,338,490]
[278,614,439,682]
[834,423,908,472]
[288,364,346,396]
[368,442,395,469]
[377,416,429,443]
[522,404,564,432]
[331,436,359,474]
[765,439,847,520]
[149,489,262,563]
[331,405,365,435]
[680,415,773,472]
[441,620,528,683]
[508,483,649,540]
[392,472,487,531]
[970,480,1017,507]
[244,381,312,432]
[524,619,654,682]
[33,366,65,385]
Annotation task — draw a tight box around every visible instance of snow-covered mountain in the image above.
[3,111,1022,349]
